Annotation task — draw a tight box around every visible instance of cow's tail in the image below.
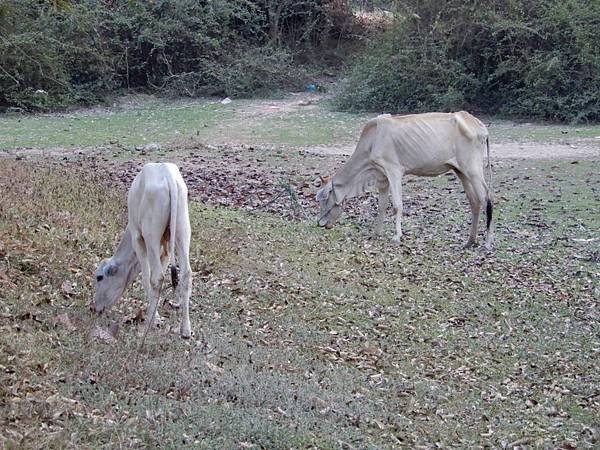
[485,136,493,231]
[167,173,179,289]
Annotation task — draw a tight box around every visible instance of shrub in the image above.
[0,0,358,111]
[335,0,600,122]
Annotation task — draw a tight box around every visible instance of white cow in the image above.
[316,111,494,249]
[94,162,193,338]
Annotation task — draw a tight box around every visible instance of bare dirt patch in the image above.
[493,141,600,160]
[302,137,600,160]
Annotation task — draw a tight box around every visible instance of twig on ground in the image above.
[261,178,310,220]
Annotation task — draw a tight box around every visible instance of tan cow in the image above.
[316,111,494,249]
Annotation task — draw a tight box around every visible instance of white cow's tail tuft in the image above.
[167,173,178,289]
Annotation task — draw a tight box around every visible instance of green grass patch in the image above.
[5,96,599,154]
[0,96,374,152]
[0,100,227,150]
[489,120,600,143]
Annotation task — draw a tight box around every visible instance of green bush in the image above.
[334,28,475,113]
[216,46,301,97]
[0,1,115,110]
[0,0,356,111]
[335,0,600,122]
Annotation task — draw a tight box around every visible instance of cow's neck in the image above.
[332,153,375,201]
[113,227,141,283]
[113,227,135,261]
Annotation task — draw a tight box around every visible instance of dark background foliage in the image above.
[0,0,359,111]
[1,0,599,122]
[335,0,600,122]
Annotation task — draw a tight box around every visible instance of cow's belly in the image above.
[406,163,454,177]
[400,145,457,176]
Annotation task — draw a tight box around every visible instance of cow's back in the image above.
[454,111,488,143]
[370,112,486,175]
[128,163,174,234]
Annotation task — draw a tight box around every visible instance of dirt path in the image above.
[302,140,600,160]
[7,139,599,161]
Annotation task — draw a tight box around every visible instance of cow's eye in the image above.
[96,275,103,282]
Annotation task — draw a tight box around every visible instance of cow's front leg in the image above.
[374,183,390,236]
[387,172,404,243]
[392,207,403,242]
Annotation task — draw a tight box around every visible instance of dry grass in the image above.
[0,151,599,448]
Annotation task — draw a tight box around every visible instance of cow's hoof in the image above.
[153,314,165,328]
[180,322,192,339]
[392,234,402,243]
[180,329,192,339]
[463,240,476,249]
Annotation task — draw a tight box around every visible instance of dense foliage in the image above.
[335,0,600,122]
[0,0,357,111]
[2,0,598,121]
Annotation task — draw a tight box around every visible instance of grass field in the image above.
[0,97,599,449]
[2,94,600,152]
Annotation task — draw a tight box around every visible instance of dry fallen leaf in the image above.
[52,313,76,332]
[205,361,224,375]
[91,326,117,343]
[361,345,382,357]
[124,307,144,324]
[0,269,17,288]
[61,280,76,298]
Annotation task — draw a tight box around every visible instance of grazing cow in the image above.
[94,162,193,338]
[316,111,494,249]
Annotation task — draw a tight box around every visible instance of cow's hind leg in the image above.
[149,246,165,330]
[455,170,480,248]
[175,210,192,338]
[462,171,493,250]
[160,230,180,310]
[374,180,389,236]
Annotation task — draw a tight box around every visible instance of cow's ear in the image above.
[104,263,119,277]
[315,183,332,201]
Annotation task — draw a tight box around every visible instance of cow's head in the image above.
[316,175,343,229]
[93,258,127,313]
